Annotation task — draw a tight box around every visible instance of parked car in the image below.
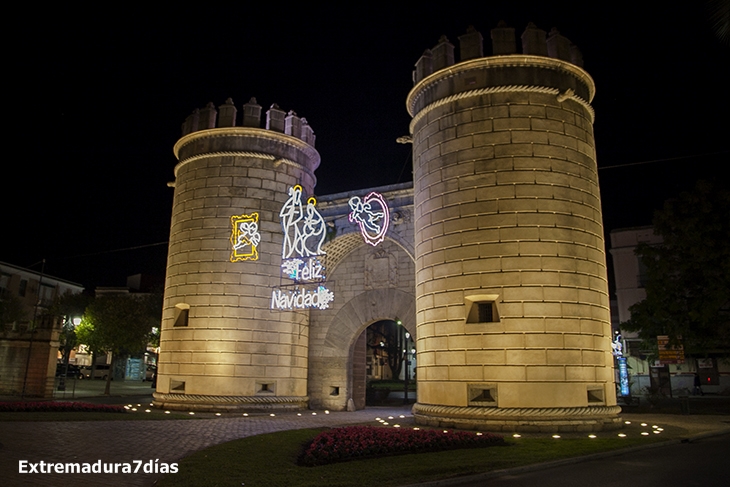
[144,365,157,382]
[80,364,112,380]
[55,363,84,379]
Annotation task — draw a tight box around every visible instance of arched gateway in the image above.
[308,190,416,410]
[155,23,620,432]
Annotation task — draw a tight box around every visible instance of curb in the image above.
[403,427,730,487]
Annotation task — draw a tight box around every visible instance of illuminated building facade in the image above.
[408,24,620,431]
[155,24,620,431]
[154,99,319,411]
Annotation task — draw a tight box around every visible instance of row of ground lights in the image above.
[122,406,664,440]
[370,415,664,440]
[375,415,408,427]
[124,405,353,417]
[503,420,664,439]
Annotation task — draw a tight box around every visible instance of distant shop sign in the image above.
[657,335,685,364]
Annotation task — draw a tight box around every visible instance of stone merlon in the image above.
[413,22,584,84]
[181,97,315,148]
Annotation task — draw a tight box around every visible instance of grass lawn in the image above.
[155,425,676,487]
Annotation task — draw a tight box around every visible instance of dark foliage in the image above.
[622,181,730,356]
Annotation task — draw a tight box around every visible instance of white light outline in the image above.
[348,192,389,246]
[280,185,327,259]
[270,285,335,310]
[281,256,326,283]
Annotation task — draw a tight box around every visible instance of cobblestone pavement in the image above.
[0,405,415,487]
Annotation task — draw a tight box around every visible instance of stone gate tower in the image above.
[153,98,319,411]
[408,24,621,431]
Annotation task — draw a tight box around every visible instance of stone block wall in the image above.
[0,326,59,398]
[307,184,416,410]
[154,100,319,411]
[408,24,620,431]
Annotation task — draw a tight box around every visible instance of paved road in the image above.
[446,433,730,487]
[1,405,414,487]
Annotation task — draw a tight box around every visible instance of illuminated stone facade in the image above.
[409,25,620,430]
[309,187,415,411]
[154,99,318,411]
[156,24,620,430]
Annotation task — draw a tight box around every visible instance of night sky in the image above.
[7,2,729,290]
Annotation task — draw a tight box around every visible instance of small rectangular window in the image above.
[174,304,190,327]
[0,272,10,292]
[256,382,275,395]
[467,301,498,323]
[468,383,498,407]
[18,279,28,297]
[39,284,55,306]
[478,303,492,322]
[587,387,605,404]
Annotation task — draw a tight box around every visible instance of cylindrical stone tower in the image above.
[408,24,621,431]
[153,98,319,411]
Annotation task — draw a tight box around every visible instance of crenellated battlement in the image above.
[413,22,584,84]
[181,97,316,148]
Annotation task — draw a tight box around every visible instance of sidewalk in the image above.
[0,377,155,405]
[52,377,155,401]
[618,395,730,440]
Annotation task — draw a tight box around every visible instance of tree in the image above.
[81,294,160,395]
[368,320,408,380]
[49,292,90,366]
[75,318,104,360]
[621,181,730,357]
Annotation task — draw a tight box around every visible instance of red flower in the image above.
[298,426,504,466]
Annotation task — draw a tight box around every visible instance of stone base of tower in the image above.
[152,393,309,413]
[412,403,622,433]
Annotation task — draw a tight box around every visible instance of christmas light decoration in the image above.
[348,192,389,246]
[230,213,261,261]
[280,185,326,259]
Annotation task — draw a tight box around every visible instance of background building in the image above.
[609,228,729,396]
[0,261,84,397]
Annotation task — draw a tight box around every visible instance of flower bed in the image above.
[0,401,126,413]
[299,426,504,466]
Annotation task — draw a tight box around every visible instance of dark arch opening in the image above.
[354,319,416,407]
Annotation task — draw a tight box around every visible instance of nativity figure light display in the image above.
[271,185,334,310]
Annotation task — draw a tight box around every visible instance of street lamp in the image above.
[58,316,82,392]
[404,332,411,404]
